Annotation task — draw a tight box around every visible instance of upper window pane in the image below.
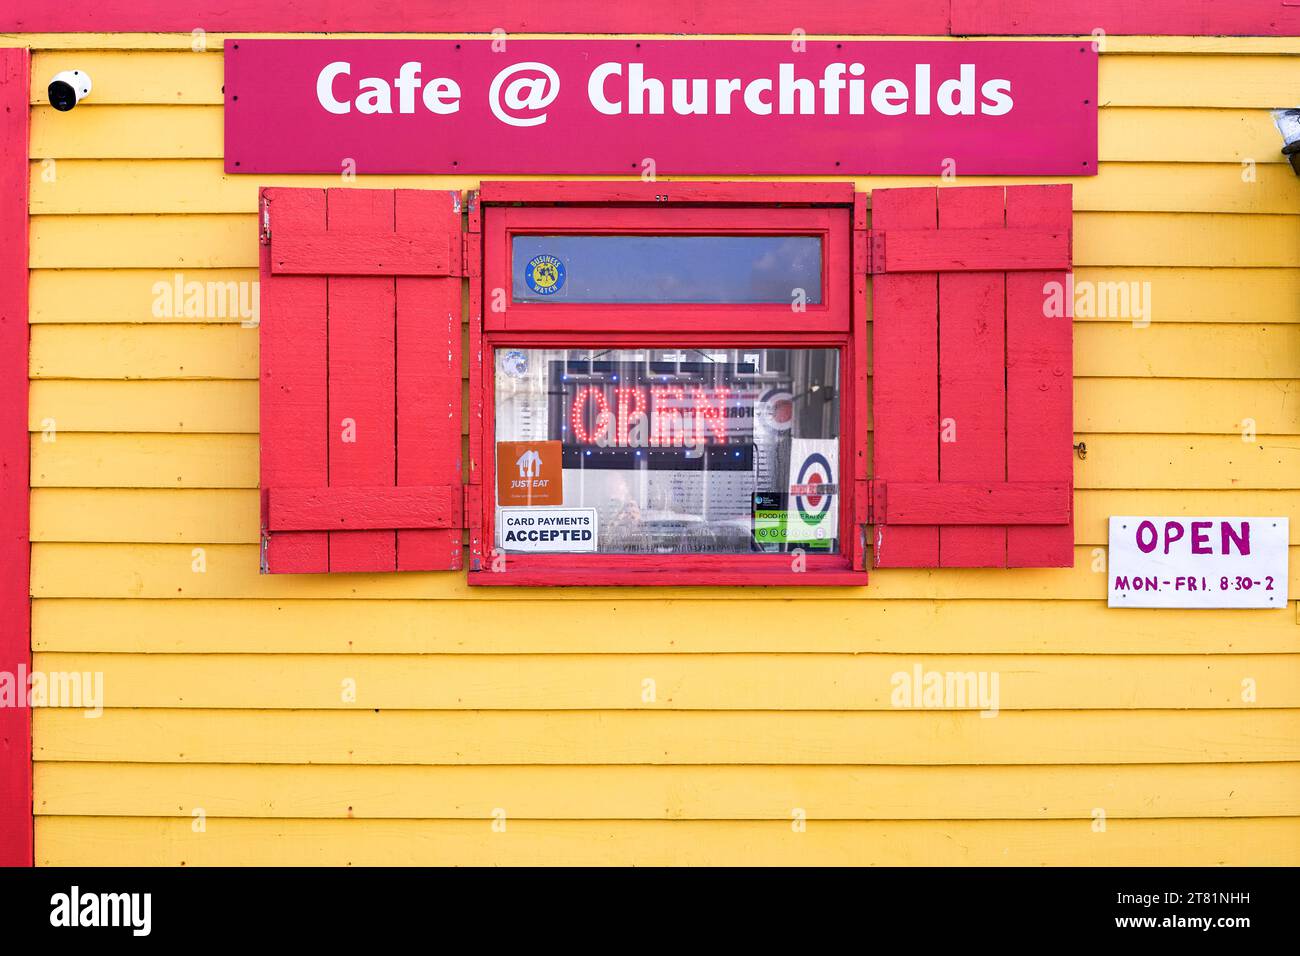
[511,235,822,304]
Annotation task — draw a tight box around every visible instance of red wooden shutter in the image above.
[870,184,1073,568]
[259,187,465,573]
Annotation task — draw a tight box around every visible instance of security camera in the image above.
[1275,109,1300,176]
[48,70,92,111]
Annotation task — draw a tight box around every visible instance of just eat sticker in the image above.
[496,440,564,506]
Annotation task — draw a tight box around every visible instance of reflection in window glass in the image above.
[494,347,841,555]
[512,235,823,304]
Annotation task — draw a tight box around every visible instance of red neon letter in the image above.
[650,386,687,447]
[692,387,730,445]
[570,386,611,444]
[615,386,647,447]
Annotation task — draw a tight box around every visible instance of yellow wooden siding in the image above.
[33,762,1300,819]
[35,818,1300,867]
[17,34,1300,867]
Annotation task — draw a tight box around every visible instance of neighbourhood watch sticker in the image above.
[525,254,566,295]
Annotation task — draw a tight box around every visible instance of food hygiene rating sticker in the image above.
[524,254,566,295]
[498,507,598,552]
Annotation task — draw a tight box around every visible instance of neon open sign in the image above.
[567,385,734,448]
[550,360,757,470]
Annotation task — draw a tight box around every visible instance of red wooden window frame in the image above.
[470,183,865,587]
[483,206,850,334]
[0,45,31,867]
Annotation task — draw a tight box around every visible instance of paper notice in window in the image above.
[785,439,839,543]
[498,508,598,553]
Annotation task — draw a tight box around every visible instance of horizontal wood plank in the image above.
[1073,326,1300,379]
[33,816,1300,866]
[34,708,1300,764]
[268,486,460,531]
[34,762,1300,820]
[1099,54,1300,108]
[30,651,1300,710]
[29,381,258,432]
[31,598,1300,654]
[271,230,455,276]
[877,481,1070,525]
[31,433,258,488]
[31,324,257,378]
[874,227,1070,273]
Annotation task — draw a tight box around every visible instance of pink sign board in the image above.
[224,39,1096,176]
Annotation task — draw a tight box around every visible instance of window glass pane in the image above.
[494,347,840,555]
[512,235,822,304]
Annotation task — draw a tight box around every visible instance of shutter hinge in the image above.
[259,530,270,574]
[866,479,884,525]
[854,228,872,276]
[451,189,461,214]
[854,477,872,571]
[260,195,272,245]
[464,484,484,571]
[462,233,481,277]
[868,229,885,274]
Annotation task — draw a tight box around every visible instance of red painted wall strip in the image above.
[950,0,1300,37]
[3,0,1295,35]
[0,1,952,35]
[0,46,32,868]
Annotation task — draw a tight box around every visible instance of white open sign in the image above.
[1107,516,1289,609]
